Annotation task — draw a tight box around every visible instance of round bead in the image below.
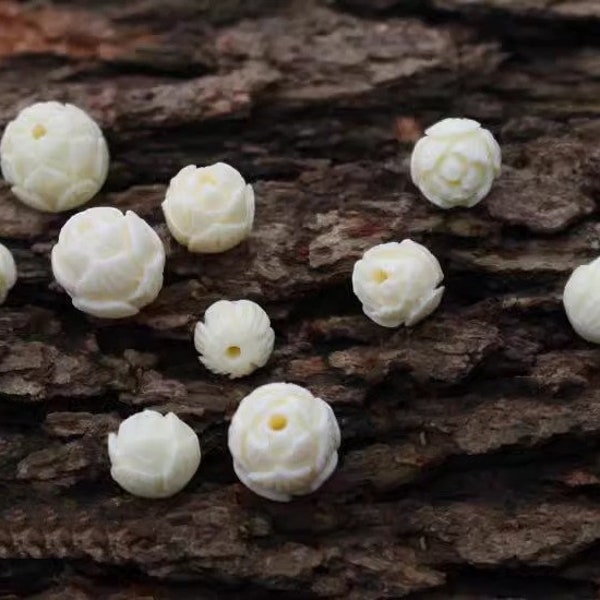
[564,257,600,343]
[352,239,444,328]
[51,207,165,319]
[194,299,274,379]
[0,243,17,304]
[162,162,255,253]
[410,117,501,209]
[228,383,341,502]
[108,410,201,498]
[1,101,109,213]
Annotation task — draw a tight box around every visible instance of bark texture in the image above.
[1,0,600,598]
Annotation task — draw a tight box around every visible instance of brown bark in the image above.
[1,0,600,598]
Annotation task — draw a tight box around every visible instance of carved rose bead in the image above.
[410,118,501,209]
[563,257,600,344]
[162,162,255,253]
[0,243,17,304]
[51,207,165,319]
[228,383,341,502]
[194,300,275,379]
[108,410,201,498]
[352,240,444,328]
[0,102,109,212]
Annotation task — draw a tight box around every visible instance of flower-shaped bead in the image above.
[563,257,600,344]
[228,383,341,502]
[162,162,255,253]
[352,239,444,328]
[1,101,109,213]
[51,207,165,319]
[108,410,201,498]
[194,300,274,379]
[0,243,17,304]
[410,118,501,209]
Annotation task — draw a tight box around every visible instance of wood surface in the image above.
[1,1,600,598]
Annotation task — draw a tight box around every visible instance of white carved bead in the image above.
[228,383,341,502]
[0,243,17,304]
[1,101,109,213]
[410,118,501,209]
[563,258,600,344]
[162,162,255,253]
[352,239,444,328]
[194,300,274,379]
[108,410,201,498]
[51,207,165,319]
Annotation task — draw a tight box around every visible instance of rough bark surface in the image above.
[1,0,600,598]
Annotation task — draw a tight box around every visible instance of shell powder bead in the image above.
[194,299,274,379]
[0,243,17,304]
[108,410,201,498]
[410,118,501,209]
[563,257,600,344]
[0,101,109,213]
[51,207,165,319]
[228,383,341,502]
[162,162,255,253]
[352,239,444,328]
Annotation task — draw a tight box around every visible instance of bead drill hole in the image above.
[32,124,47,139]
[268,414,288,431]
[373,269,389,284]
[226,345,241,358]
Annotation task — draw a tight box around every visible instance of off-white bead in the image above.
[228,383,341,502]
[563,257,600,344]
[162,162,254,253]
[1,101,109,213]
[51,207,165,319]
[0,243,17,304]
[194,299,274,379]
[108,410,201,498]
[410,118,501,209]
[352,239,444,328]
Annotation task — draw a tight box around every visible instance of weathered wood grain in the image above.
[1,0,600,598]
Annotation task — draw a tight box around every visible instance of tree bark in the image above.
[1,0,600,598]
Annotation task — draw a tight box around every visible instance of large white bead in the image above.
[162,162,255,253]
[51,207,165,319]
[1,101,109,213]
[563,257,600,344]
[410,118,501,209]
[228,383,341,502]
[108,410,201,498]
[352,239,444,328]
[0,243,17,304]
[194,299,274,379]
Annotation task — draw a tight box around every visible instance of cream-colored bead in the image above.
[0,101,109,213]
[352,239,444,328]
[51,207,165,319]
[0,243,17,304]
[108,410,201,498]
[410,118,501,209]
[162,162,254,253]
[228,383,341,502]
[563,257,600,344]
[194,300,274,379]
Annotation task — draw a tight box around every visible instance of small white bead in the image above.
[162,162,255,253]
[51,207,165,319]
[194,299,274,379]
[410,117,501,209]
[108,410,201,498]
[0,243,17,304]
[352,239,444,328]
[1,101,109,213]
[563,257,600,343]
[228,383,341,502]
